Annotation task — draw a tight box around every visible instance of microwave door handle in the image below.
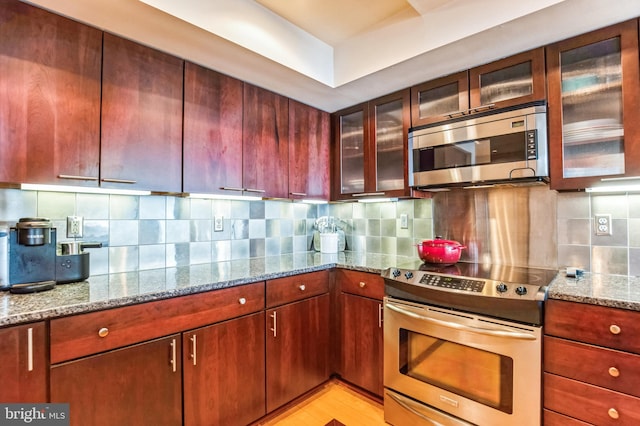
[385,302,537,340]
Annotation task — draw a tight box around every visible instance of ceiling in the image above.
[24,0,640,112]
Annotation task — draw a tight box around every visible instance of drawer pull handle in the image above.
[610,324,621,335]
[239,297,247,305]
[609,367,620,377]
[299,284,306,291]
[190,335,197,366]
[608,408,619,419]
[359,282,366,288]
[98,328,109,338]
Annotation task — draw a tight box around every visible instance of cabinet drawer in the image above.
[544,336,640,397]
[266,270,329,308]
[544,373,640,425]
[336,269,384,300]
[545,300,640,354]
[51,282,265,363]
[544,409,591,426]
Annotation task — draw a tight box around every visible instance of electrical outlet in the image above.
[67,216,83,238]
[214,215,224,232]
[400,213,409,229]
[594,214,612,236]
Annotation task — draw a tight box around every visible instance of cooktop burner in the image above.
[382,262,558,325]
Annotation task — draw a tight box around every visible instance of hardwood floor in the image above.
[258,380,387,426]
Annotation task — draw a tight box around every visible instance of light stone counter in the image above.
[548,271,640,312]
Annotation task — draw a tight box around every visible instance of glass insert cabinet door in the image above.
[547,20,640,190]
[339,108,366,194]
[375,98,405,192]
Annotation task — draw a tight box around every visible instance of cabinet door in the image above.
[183,62,244,195]
[288,99,330,200]
[51,335,182,426]
[0,1,101,186]
[0,322,47,402]
[266,294,330,412]
[340,293,383,396]
[101,33,183,192]
[370,90,410,196]
[411,71,469,127]
[470,47,546,110]
[333,103,368,198]
[243,83,289,198]
[183,312,265,426]
[547,20,640,190]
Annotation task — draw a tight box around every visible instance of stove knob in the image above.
[392,269,401,278]
[515,286,528,296]
[496,283,508,293]
[405,271,414,280]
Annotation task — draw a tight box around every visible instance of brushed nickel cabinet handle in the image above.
[58,175,99,181]
[378,303,383,328]
[610,324,621,335]
[299,284,306,291]
[98,327,109,338]
[190,335,197,366]
[270,312,277,338]
[359,282,366,288]
[220,187,244,192]
[245,188,266,194]
[239,297,247,305]
[101,178,137,184]
[608,408,619,419]
[290,192,307,197]
[609,367,620,377]
[170,339,177,373]
[27,327,34,372]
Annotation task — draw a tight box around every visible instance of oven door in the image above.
[383,297,541,426]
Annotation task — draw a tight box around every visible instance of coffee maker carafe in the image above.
[2,218,57,293]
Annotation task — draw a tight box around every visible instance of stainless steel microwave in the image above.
[409,103,548,189]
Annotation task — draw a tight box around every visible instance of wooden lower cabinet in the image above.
[183,312,266,426]
[50,334,182,426]
[0,322,47,402]
[266,293,331,412]
[340,293,383,396]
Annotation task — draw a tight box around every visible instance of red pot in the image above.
[416,237,466,264]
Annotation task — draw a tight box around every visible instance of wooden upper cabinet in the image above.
[288,100,331,200]
[411,48,545,127]
[0,0,101,186]
[101,33,184,193]
[243,83,289,198]
[183,63,244,195]
[547,20,640,191]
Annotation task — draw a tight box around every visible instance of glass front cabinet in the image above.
[333,90,411,200]
[547,20,640,190]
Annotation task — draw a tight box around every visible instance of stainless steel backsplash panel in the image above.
[433,185,557,269]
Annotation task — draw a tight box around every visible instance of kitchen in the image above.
[1,0,640,425]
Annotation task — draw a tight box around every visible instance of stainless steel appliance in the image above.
[56,241,102,284]
[382,263,556,426]
[409,103,548,189]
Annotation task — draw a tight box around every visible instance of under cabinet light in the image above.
[357,197,398,203]
[188,193,263,201]
[298,199,329,204]
[20,183,151,196]
[585,184,640,193]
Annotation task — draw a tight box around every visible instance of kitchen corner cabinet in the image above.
[51,335,182,426]
[183,62,244,195]
[100,33,183,193]
[288,100,331,200]
[337,269,384,397]
[243,84,289,199]
[547,20,640,191]
[333,89,411,200]
[183,312,266,426]
[265,271,331,412]
[543,299,640,425]
[411,48,545,127]
[0,0,102,187]
[0,322,47,402]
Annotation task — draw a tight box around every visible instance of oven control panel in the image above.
[419,273,485,293]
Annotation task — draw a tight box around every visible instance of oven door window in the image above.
[398,328,513,414]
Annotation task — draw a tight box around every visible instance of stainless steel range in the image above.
[382,263,556,426]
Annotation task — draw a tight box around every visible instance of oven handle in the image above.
[385,302,537,340]
[386,391,449,426]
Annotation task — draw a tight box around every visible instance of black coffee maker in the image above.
[3,218,57,293]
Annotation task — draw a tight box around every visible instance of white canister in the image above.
[320,233,339,254]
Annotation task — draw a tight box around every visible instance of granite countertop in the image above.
[3,253,640,327]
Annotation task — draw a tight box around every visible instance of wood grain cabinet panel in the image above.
[337,268,384,299]
[0,0,101,186]
[183,62,244,195]
[100,32,183,192]
[0,322,47,402]
[243,83,289,198]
